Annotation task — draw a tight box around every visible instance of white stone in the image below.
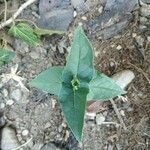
[111,70,135,89]
[120,110,125,116]
[0,103,5,109]
[2,89,8,97]
[74,10,77,17]
[98,6,103,14]
[147,36,150,42]
[22,129,29,136]
[86,112,96,120]
[6,100,14,106]
[81,16,87,20]
[132,33,137,38]
[96,114,105,125]
[1,127,20,150]
[116,45,122,50]
[135,36,144,46]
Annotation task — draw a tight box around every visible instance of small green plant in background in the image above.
[9,23,41,46]
[0,49,15,67]
[8,22,65,46]
[29,26,125,141]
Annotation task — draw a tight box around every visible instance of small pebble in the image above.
[132,33,137,38]
[120,110,125,117]
[22,129,29,136]
[98,6,103,14]
[140,6,150,17]
[74,10,77,17]
[116,45,122,50]
[86,112,96,120]
[147,36,150,42]
[6,100,14,106]
[2,89,8,97]
[0,103,5,109]
[81,16,87,20]
[135,36,144,46]
[96,113,105,125]
[10,89,22,102]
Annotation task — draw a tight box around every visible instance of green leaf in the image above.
[9,23,41,46]
[59,25,94,141]
[34,27,65,36]
[29,66,63,96]
[65,26,94,81]
[59,81,89,141]
[87,71,125,101]
[0,49,15,67]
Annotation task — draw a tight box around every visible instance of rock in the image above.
[96,113,105,125]
[71,0,85,11]
[32,142,44,150]
[86,0,138,39]
[29,51,40,59]
[140,16,148,23]
[21,129,29,136]
[111,70,135,90]
[0,112,6,127]
[38,0,74,31]
[86,112,96,120]
[2,89,8,98]
[105,0,138,13]
[87,13,132,39]
[41,143,60,150]
[1,127,21,150]
[6,99,14,106]
[13,40,29,54]
[140,5,150,17]
[10,89,22,102]
[0,103,5,109]
[116,45,122,50]
[135,36,144,46]
[140,0,150,4]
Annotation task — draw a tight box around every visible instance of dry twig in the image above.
[110,99,127,131]
[12,137,33,150]
[0,0,37,29]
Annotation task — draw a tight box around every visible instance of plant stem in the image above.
[0,0,37,29]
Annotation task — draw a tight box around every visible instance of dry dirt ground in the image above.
[0,0,150,150]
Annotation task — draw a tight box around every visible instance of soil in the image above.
[0,0,150,150]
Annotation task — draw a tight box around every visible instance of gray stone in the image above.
[38,0,74,31]
[29,51,40,59]
[86,0,138,39]
[140,5,150,17]
[13,40,29,54]
[105,0,138,13]
[10,89,22,102]
[1,127,20,150]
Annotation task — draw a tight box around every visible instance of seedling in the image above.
[29,26,125,141]
[8,22,64,46]
[9,23,41,46]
